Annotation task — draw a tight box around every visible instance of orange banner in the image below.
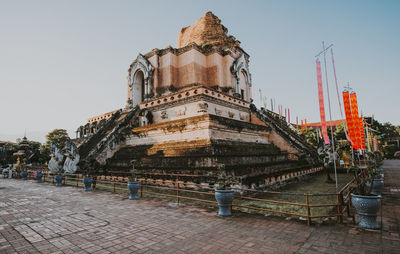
[350,93,361,150]
[342,91,354,146]
[316,60,330,144]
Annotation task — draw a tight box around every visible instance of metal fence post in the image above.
[337,193,343,223]
[306,194,311,226]
[140,180,143,198]
[177,182,180,205]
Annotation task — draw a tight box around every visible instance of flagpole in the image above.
[316,41,338,192]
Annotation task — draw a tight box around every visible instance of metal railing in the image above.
[15,167,361,226]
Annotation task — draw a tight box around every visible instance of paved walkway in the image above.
[0,160,399,254]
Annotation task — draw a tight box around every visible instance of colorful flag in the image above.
[316,60,330,144]
[342,91,355,146]
[350,93,361,150]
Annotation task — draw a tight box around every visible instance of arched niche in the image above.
[231,53,252,101]
[132,70,145,105]
[128,54,154,107]
[238,70,249,100]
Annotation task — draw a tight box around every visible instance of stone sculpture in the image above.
[48,137,80,174]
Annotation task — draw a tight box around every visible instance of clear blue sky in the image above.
[1,0,399,143]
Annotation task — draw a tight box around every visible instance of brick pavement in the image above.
[1,160,399,254]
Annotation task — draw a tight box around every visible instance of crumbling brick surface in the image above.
[177,11,239,48]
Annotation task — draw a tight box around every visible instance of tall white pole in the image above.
[322,41,338,192]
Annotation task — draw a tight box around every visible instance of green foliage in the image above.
[129,159,141,182]
[348,153,381,195]
[215,163,235,190]
[334,122,347,141]
[382,142,397,158]
[304,127,319,149]
[46,129,68,149]
[79,157,100,177]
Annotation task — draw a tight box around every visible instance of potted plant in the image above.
[54,168,64,187]
[127,160,140,200]
[80,158,99,191]
[349,166,381,229]
[36,170,43,183]
[21,165,28,180]
[214,164,235,216]
[367,153,384,195]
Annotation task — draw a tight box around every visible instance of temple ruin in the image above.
[74,12,318,186]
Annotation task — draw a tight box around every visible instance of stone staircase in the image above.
[250,104,319,160]
[77,106,141,164]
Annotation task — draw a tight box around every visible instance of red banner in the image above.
[342,91,355,146]
[316,60,330,144]
[350,93,361,150]
[360,118,366,150]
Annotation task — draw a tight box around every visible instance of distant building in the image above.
[293,120,345,132]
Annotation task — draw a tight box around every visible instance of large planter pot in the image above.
[55,175,63,187]
[215,190,234,216]
[21,171,28,180]
[36,173,43,183]
[351,193,381,229]
[371,179,383,195]
[83,177,93,191]
[127,182,140,200]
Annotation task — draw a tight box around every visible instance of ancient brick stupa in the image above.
[75,12,317,186]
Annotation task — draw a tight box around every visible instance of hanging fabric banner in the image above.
[360,118,366,150]
[316,60,330,144]
[350,92,361,150]
[285,108,287,122]
[301,120,304,134]
[342,91,355,147]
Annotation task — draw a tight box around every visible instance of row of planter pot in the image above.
[15,172,234,217]
[20,171,43,182]
[16,170,385,224]
[89,179,233,216]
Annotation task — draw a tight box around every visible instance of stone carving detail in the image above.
[48,143,64,174]
[161,110,168,119]
[239,113,245,120]
[48,137,80,174]
[63,138,80,174]
[197,102,208,113]
[228,111,235,118]
[214,108,222,116]
[177,107,187,116]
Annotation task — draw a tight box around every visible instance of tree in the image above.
[46,129,68,149]
[334,122,347,141]
[304,127,319,149]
